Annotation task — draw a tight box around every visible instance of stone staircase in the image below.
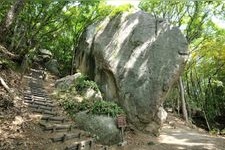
[23,69,96,150]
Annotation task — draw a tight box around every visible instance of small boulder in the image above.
[45,59,60,75]
[55,73,81,89]
[82,88,103,101]
[76,112,121,145]
[157,106,168,125]
[39,49,52,57]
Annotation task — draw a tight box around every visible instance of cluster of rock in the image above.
[33,49,60,75]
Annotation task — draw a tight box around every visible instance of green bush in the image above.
[209,128,220,135]
[56,74,124,117]
[61,99,124,118]
[74,75,99,92]
[91,100,124,117]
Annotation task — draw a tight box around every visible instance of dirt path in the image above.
[111,115,225,150]
[156,115,225,150]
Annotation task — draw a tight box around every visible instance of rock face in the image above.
[75,11,188,132]
[76,112,121,145]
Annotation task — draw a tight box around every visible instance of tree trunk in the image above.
[177,88,180,115]
[0,0,25,44]
[179,76,189,123]
[70,46,76,75]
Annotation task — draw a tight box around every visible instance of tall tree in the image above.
[140,1,225,125]
[0,0,25,44]
[179,77,189,123]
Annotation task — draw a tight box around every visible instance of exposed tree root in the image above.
[0,76,11,92]
[0,45,18,59]
[0,76,14,99]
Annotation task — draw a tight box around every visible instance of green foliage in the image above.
[139,1,224,44]
[109,4,132,17]
[91,100,124,117]
[54,73,124,117]
[221,129,225,135]
[142,1,225,130]
[209,128,220,135]
[73,74,99,92]
[0,1,12,22]
[61,99,124,118]
[0,58,17,70]
[0,1,132,75]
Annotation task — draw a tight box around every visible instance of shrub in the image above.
[61,99,124,118]
[91,100,124,117]
[74,75,99,92]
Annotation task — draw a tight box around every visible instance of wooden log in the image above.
[29,84,42,89]
[29,82,42,86]
[24,94,31,97]
[32,95,48,99]
[32,94,47,97]
[24,100,55,107]
[27,104,54,111]
[51,133,81,142]
[30,88,45,91]
[31,90,46,93]
[30,87,42,90]
[41,116,68,123]
[32,109,57,116]
[39,122,74,132]
[31,95,51,101]
[24,97,53,103]
[30,69,45,74]
[66,139,94,150]
[66,143,81,150]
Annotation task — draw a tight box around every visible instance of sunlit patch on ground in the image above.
[157,116,225,150]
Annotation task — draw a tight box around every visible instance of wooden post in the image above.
[117,115,127,144]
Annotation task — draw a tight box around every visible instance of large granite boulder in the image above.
[75,11,188,132]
